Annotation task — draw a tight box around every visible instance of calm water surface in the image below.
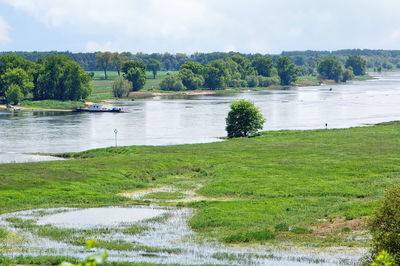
[1,72,400,157]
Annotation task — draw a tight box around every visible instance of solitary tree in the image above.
[147,59,161,79]
[226,100,265,138]
[96,52,113,80]
[276,57,298,85]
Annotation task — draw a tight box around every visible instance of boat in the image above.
[75,104,124,113]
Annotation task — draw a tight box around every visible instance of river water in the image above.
[0,72,400,158]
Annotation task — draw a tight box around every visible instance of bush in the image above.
[112,76,132,98]
[159,75,185,91]
[225,100,265,138]
[370,186,400,264]
[371,250,396,266]
[5,84,23,104]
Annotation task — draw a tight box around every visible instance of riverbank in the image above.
[1,121,398,256]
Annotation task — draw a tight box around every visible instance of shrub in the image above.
[159,75,185,91]
[112,76,132,98]
[225,100,265,138]
[370,186,400,264]
[371,250,396,266]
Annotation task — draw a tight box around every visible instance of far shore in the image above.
[0,74,375,112]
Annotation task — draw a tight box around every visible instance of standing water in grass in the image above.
[1,72,400,158]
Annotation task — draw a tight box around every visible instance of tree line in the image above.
[0,54,92,104]
[1,49,400,73]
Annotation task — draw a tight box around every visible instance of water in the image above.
[1,72,400,159]
[0,207,364,265]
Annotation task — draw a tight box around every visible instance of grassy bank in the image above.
[19,100,86,110]
[1,122,400,247]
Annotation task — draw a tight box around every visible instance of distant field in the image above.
[88,70,178,101]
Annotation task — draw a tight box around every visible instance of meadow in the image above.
[1,121,399,250]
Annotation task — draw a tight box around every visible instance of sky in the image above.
[0,0,400,54]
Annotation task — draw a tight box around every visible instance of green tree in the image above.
[276,57,298,85]
[159,75,185,91]
[96,52,113,80]
[121,60,146,74]
[251,57,275,77]
[124,67,146,91]
[1,68,34,96]
[35,55,92,100]
[112,76,132,98]
[147,59,161,79]
[5,84,23,104]
[0,54,34,97]
[317,57,343,82]
[370,186,400,264]
[342,67,355,82]
[179,68,204,90]
[180,61,204,75]
[226,100,265,138]
[112,53,128,76]
[203,65,224,90]
[345,55,367,76]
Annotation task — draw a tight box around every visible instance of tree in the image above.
[5,84,23,104]
[345,55,367,76]
[34,55,92,100]
[225,100,265,138]
[121,60,146,74]
[96,52,113,80]
[179,68,204,90]
[112,76,132,98]
[159,75,185,91]
[124,67,146,91]
[342,67,355,82]
[317,57,343,82]
[370,186,400,264]
[276,57,298,85]
[251,57,275,77]
[203,65,224,90]
[147,59,161,79]
[1,68,34,96]
[112,53,128,76]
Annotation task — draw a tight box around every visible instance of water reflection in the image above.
[0,72,400,157]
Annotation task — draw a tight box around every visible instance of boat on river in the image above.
[75,104,124,113]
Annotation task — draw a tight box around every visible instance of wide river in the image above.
[1,72,400,160]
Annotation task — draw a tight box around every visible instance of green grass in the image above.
[19,100,86,110]
[2,122,400,246]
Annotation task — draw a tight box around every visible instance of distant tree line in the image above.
[0,54,92,104]
[2,49,400,73]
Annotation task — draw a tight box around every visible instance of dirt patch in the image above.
[310,218,367,236]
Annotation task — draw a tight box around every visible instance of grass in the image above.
[19,100,86,110]
[1,122,400,247]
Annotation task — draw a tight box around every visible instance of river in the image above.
[1,72,400,161]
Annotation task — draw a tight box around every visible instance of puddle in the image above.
[37,207,166,229]
[0,206,366,265]
[0,152,65,164]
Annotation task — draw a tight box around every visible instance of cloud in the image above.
[0,16,11,45]
[2,0,400,53]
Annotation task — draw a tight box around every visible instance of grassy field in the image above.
[1,122,400,248]
[88,70,178,102]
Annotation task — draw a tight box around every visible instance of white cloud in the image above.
[0,16,11,45]
[2,0,400,53]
